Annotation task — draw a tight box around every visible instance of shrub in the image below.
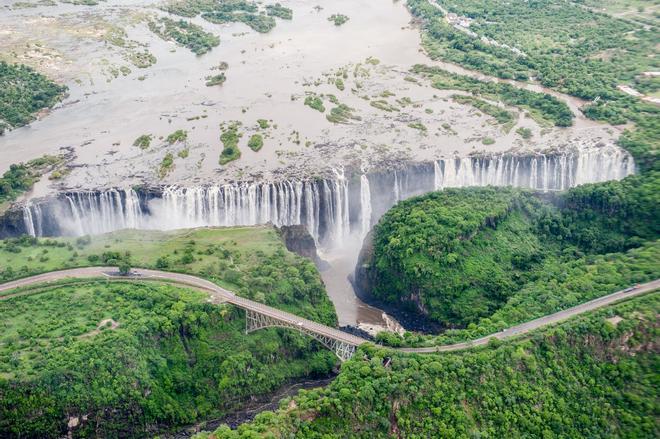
[247,134,263,152]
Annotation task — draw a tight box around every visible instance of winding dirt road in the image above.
[0,267,657,354]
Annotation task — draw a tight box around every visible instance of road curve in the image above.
[0,266,368,347]
[0,268,657,354]
[402,279,660,353]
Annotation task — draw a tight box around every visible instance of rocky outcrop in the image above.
[353,230,426,316]
[352,229,443,333]
[277,225,328,269]
[0,206,27,238]
[352,230,376,302]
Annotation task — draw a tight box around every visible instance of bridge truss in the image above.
[245,309,357,362]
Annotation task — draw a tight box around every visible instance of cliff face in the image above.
[0,207,26,238]
[352,230,442,333]
[277,225,326,268]
[354,231,430,318]
[352,230,375,302]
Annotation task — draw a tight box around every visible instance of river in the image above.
[0,0,632,330]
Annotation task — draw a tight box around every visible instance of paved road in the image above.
[0,268,657,353]
[0,267,367,347]
[402,279,660,353]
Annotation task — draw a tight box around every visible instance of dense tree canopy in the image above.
[407,0,659,169]
[197,294,660,438]
[0,62,66,130]
[0,227,338,437]
[366,174,659,329]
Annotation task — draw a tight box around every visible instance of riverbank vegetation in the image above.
[132,134,152,149]
[0,156,63,211]
[516,126,532,139]
[148,17,220,55]
[257,118,270,129]
[0,62,67,132]
[163,0,290,34]
[166,129,187,144]
[412,65,573,127]
[326,103,361,124]
[407,0,659,169]
[197,293,659,437]
[158,152,175,178]
[0,227,337,437]
[328,13,349,26]
[204,10,275,33]
[407,0,658,95]
[127,50,157,68]
[304,94,325,112]
[452,94,515,129]
[247,133,263,151]
[206,72,226,86]
[266,3,292,20]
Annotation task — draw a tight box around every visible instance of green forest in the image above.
[1,1,659,437]
[0,62,67,131]
[363,172,659,336]
[197,294,659,438]
[0,227,337,437]
[406,0,659,170]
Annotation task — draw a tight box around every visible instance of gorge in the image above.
[1,0,658,436]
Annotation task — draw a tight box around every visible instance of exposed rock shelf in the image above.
[9,147,634,248]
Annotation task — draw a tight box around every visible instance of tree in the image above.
[118,260,131,276]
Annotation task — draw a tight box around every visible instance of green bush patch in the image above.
[149,17,219,55]
[328,14,349,26]
[247,134,263,152]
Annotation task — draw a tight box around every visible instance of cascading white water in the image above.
[65,195,85,236]
[393,170,401,202]
[31,204,43,237]
[433,161,442,190]
[20,146,635,245]
[360,174,372,240]
[433,147,631,192]
[23,205,35,237]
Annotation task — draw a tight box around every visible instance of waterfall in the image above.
[360,174,372,239]
[23,205,35,237]
[331,168,350,245]
[65,195,85,236]
[393,170,401,202]
[442,159,457,188]
[433,161,442,190]
[530,157,538,189]
[17,146,635,248]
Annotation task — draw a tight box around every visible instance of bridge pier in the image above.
[245,309,357,362]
